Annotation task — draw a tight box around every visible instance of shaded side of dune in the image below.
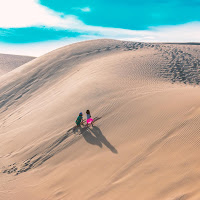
[0,53,35,76]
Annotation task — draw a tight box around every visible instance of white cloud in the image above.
[80,7,91,12]
[0,0,200,42]
[0,0,80,28]
[73,7,91,12]
[0,37,85,56]
[149,22,200,42]
[0,0,200,56]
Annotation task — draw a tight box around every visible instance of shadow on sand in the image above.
[2,119,117,175]
[80,126,118,154]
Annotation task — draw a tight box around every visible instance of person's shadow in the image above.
[80,126,118,154]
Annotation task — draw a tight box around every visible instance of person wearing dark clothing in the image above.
[76,112,83,126]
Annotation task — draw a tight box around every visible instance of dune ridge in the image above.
[1,39,200,200]
[0,53,35,77]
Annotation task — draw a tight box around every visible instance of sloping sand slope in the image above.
[1,39,200,200]
[0,53,35,77]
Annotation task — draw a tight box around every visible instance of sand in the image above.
[0,53,35,77]
[1,39,200,199]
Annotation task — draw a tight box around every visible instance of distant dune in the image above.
[1,39,200,200]
[0,53,35,76]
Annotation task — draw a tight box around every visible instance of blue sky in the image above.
[40,0,200,29]
[0,0,200,56]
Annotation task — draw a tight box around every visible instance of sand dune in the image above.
[1,39,200,200]
[0,53,35,77]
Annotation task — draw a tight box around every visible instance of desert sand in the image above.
[1,39,200,200]
[0,53,35,77]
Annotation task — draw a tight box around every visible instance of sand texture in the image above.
[0,53,35,77]
[1,39,200,200]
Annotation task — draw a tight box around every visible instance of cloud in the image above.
[147,22,200,42]
[0,0,146,38]
[0,0,81,28]
[80,7,91,12]
[0,37,85,56]
[0,0,200,56]
[73,7,91,12]
[2,22,200,57]
[1,0,200,42]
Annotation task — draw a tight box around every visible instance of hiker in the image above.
[76,112,83,127]
[86,110,93,126]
